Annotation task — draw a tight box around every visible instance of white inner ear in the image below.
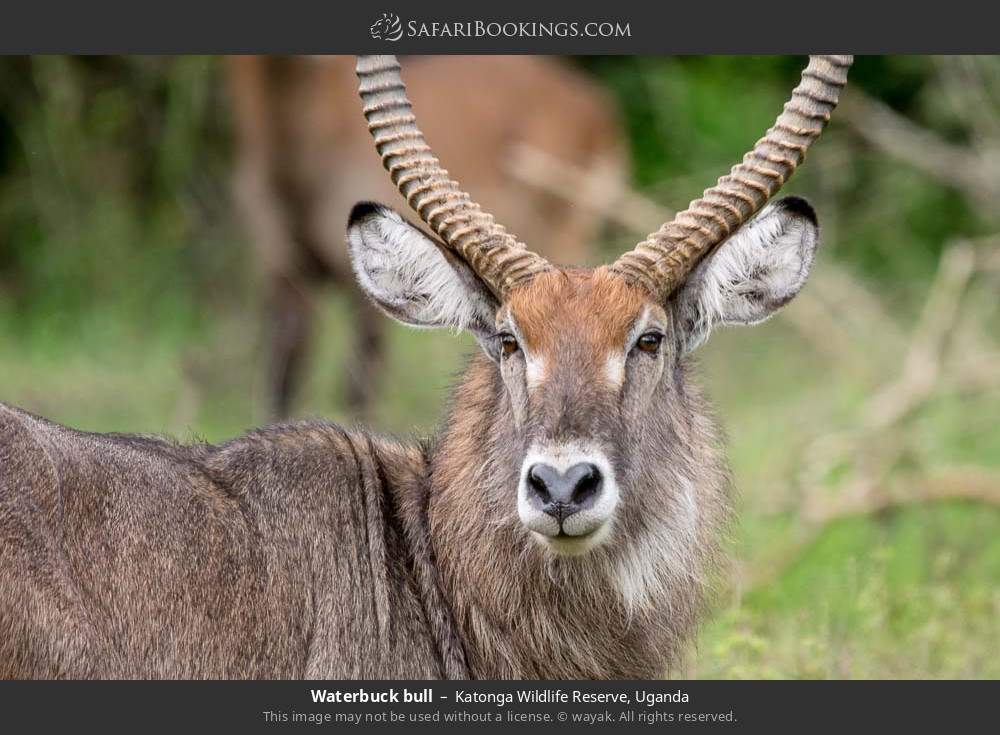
[348,207,494,331]
[679,201,819,351]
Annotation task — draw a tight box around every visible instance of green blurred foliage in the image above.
[0,56,237,342]
[0,56,998,678]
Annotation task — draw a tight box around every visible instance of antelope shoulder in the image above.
[0,407,444,678]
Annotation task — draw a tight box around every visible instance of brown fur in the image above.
[509,268,652,355]
[0,403,467,679]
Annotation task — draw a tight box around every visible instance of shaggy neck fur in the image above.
[425,352,732,679]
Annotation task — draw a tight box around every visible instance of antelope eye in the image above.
[636,331,663,354]
[499,333,520,358]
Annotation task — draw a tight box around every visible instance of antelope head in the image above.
[348,55,851,557]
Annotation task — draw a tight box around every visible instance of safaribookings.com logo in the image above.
[369,14,631,41]
[370,13,404,41]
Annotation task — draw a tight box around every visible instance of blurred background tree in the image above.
[0,55,997,677]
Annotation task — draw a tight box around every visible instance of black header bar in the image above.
[2,0,1000,54]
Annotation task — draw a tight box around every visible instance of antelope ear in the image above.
[671,196,820,353]
[347,203,499,337]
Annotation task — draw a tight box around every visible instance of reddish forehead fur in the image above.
[506,267,653,354]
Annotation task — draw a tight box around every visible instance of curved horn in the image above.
[612,55,853,298]
[356,55,551,298]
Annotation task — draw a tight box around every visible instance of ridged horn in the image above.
[356,55,551,299]
[611,55,853,298]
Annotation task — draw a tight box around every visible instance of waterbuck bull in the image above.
[0,54,851,679]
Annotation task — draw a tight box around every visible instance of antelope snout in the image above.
[526,462,603,523]
[517,445,619,554]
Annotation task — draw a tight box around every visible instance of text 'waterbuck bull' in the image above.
[0,55,851,679]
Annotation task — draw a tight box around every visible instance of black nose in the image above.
[526,462,603,523]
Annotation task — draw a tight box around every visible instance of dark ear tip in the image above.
[776,195,818,226]
[348,201,386,229]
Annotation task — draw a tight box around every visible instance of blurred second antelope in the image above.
[227,55,627,418]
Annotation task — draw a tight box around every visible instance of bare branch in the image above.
[931,56,1000,147]
[738,468,1000,593]
[839,89,1000,209]
[863,241,976,430]
[507,143,672,233]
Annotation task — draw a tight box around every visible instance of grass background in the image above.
[0,55,998,678]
